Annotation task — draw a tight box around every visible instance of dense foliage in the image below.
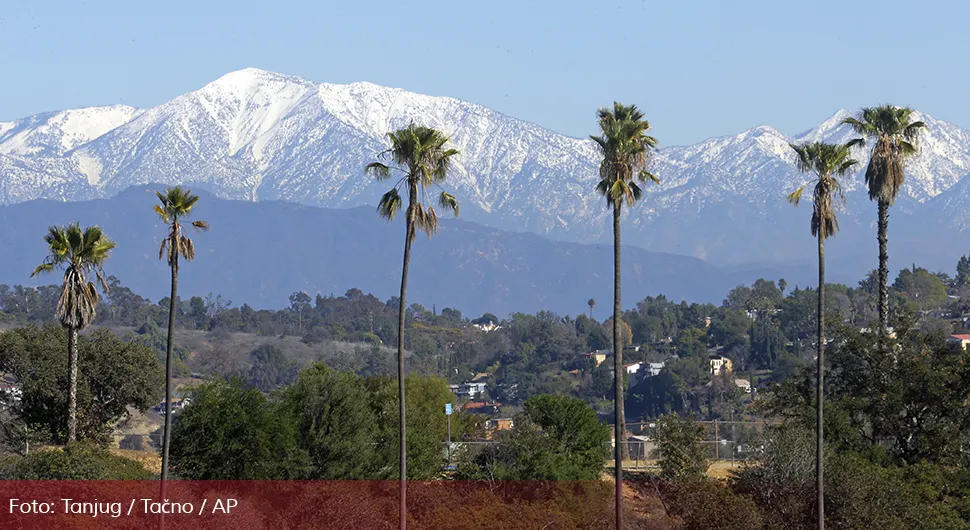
[0,441,153,480]
[0,325,162,443]
[171,365,482,480]
[457,394,610,480]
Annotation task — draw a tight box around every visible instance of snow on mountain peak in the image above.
[0,105,141,156]
[191,68,316,156]
[3,68,970,268]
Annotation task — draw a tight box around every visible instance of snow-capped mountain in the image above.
[2,67,970,276]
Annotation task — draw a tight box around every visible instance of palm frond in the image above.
[31,263,54,277]
[191,220,210,232]
[154,204,169,223]
[179,235,196,261]
[787,186,806,205]
[638,170,660,184]
[845,138,866,150]
[365,162,392,180]
[378,189,403,220]
[439,192,459,217]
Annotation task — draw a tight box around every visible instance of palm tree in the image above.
[842,106,926,338]
[31,223,115,442]
[787,141,858,530]
[591,102,659,529]
[365,123,459,529]
[587,298,596,319]
[155,186,209,483]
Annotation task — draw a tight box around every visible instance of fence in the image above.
[606,420,768,469]
[108,420,768,472]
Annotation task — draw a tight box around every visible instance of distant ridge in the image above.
[2,68,970,279]
[0,186,739,317]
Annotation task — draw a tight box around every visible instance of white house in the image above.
[734,379,751,392]
[471,322,502,333]
[624,362,643,386]
[449,382,487,399]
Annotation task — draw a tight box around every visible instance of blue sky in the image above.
[1,0,965,146]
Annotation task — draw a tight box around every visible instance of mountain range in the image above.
[0,187,736,317]
[3,68,970,305]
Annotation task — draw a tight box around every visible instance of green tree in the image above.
[654,413,709,481]
[587,298,596,319]
[289,291,312,331]
[246,343,298,392]
[155,186,210,484]
[458,394,609,480]
[0,325,162,443]
[30,223,115,442]
[170,378,307,479]
[365,123,460,521]
[763,324,970,467]
[591,102,659,519]
[893,266,947,312]
[787,141,858,528]
[282,363,382,479]
[956,255,970,289]
[675,327,708,359]
[371,374,474,479]
[844,106,927,337]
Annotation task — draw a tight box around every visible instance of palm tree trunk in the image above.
[161,254,178,482]
[877,200,890,339]
[66,326,78,442]
[612,202,625,530]
[816,231,826,530]
[397,200,416,530]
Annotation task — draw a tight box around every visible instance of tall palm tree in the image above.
[842,106,926,338]
[31,223,115,442]
[155,186,209,483]
[591,102,659,530]
[365,123,459,530]
[587,298,596,319]
[787,141,858,530]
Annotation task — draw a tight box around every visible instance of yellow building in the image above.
[709,356,733,375]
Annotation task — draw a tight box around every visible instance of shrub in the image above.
[0,441,153,480]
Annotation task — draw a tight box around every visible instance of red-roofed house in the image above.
[948,334,970,350]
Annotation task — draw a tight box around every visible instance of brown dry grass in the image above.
[110,447,161,475]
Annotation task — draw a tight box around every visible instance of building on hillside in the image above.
[584,349,611,367]
[484,418,513,439]
[734,379,751,392]
[709,356,733,375]
[859,326,897,339]
[449,382,487,399]
[471,322,502,333]
[624,362,643,386]
[0,383,21,403]
[615,361,665,387]
[948,334,970,350]
[463,400,502,415]
[153,397,191,415]
[704,316,712,328]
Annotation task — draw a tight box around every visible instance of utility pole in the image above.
[714,419,719,460]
